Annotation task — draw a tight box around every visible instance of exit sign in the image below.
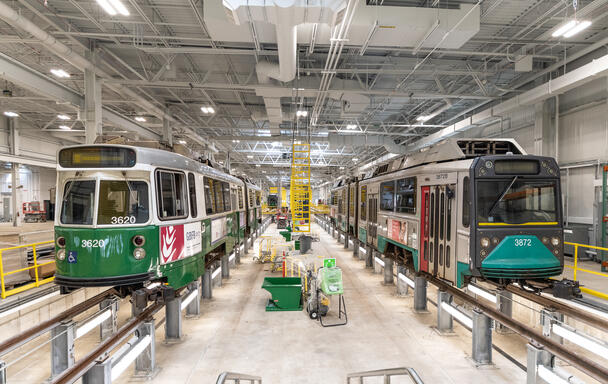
[324,258,336,268]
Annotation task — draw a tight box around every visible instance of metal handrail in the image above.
[346,367,424,384]
[216,372,262,384]
[564,241,608,301]
[0,240,55,299]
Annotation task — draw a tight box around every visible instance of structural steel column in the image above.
[383,257,394,285]
[84,54,102,144]
[51,320,75,377]
[202,268,212,299]
[413,276,427,312]
[165,297,182,341]
[221,254,230,279]
[472,309,492,364]
[11,163,21,227]
[365,245,373,268]
[162,107,173,147]
[437,290,453,333]
[185,281,201,317]
[397,266,409,296]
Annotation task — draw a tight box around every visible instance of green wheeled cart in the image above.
[261,277,303,311]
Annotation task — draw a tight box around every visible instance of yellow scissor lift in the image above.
[290,142,311,233]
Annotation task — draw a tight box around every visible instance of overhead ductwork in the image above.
[328,134,407,154]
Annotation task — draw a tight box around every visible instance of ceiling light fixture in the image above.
[108,0,129,15]
[352,158,358,162]
[247,155,254,159]
[346,124,357,130]
[59,125,70,130]
[178,140,187,144]
[201,106,215,114]
[50,69,70,78]
[255,164,261,167]
[3,111,18,117]
[416,115,430,122]
[57,114,70,120]
[552,19,591,38]
[135,116,146,122]
[296,110,308,117]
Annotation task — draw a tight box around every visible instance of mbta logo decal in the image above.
[160,223,202,265]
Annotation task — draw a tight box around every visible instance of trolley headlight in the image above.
[132,235,146,247]
[57,249,66,261]
[551,237,560,247]
[56,236,66,248]
[480,237,490,248]
[133,247,146,260]
[542,237,549,244]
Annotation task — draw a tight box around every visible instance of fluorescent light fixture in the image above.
[111,335,151,381]
[96,0,117,15]
[247,155,254,159]
[552,20,578,37]
[346,124,357,130]
[258,133,271,137]
[57,114,70,120]
[296,110,308,117]
[201,106,209,113]
[180,289,199,310]
[134,116,146,122]
[467,284,497,303]
[563,20,592,38]
[440,301,473,328]
[255,164,261,167]
[3,111,18,117]
[375,257,385,268]
[416,115,430,122]
[352,158,358,162]
[398,273,416,289]
[232,139,240,143]
[50,69,70,78]
[537,366,569,384]
[552,323,608,356]
[59,125,71,130]
[76,309,112,339]
[108,0,129,16]
[178,139,187,144]
[207,107,215,114]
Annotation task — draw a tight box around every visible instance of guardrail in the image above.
[0,240,55,299]
[346,367,424,384]
[564,241,608,301]
[216,372,262,384]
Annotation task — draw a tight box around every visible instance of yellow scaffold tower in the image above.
[290,142,311,232]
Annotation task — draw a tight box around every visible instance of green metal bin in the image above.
[261,277,302,311]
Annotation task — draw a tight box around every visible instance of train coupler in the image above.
[551,279,582,299]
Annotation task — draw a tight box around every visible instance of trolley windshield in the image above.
[60,179,149,225]
[476,179,558,225]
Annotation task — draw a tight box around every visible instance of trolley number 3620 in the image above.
[82,239,105,248]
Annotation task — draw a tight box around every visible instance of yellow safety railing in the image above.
[0,240,55,299]
[311,204,329,214]
[564,241,608,301]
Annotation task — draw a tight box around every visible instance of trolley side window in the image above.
[349,186,355,218]
[60,180,96,225]
[204,177,215,214]
[248,188,254,208]
[360,185,367,221]
[222,182,231,211]
[237,186,244,209]
[214,180,225,213]
[395,177,416,214]
[380,181,395,212]
[188,173,197,218]
[98,180,149,225]
[255,191,261,206]
[156,171,187,220]
[462,177,470,228]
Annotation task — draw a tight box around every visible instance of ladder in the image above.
[290,142,311,233]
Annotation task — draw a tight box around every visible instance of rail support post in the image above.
[413,276,428,312]
[397,266,409,296]
[51,320,75,378]
[373,252,382,274]
[541,308,564,344]
[165,296,183,342]
[243,233,249,255]
[221,254,230,279]
[0,360,6,384]
[495,289,513,334]
[99,298,118,341]
[135,321,157,377]
[186,281,201,317]
[365,245,373,269]
[526,343,554,384]
[383,257,394,285]
[82,356,111,384]
[202,267,213,299]
[436,290,453,334]
[214,261,222,288]
[472,309,492,365]
[353,238,359,258]
[344,231,349,249]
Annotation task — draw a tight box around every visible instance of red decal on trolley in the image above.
[160,225,185,264]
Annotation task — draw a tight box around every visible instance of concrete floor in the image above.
[116,223,525,384]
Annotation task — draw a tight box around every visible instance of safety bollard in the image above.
[414,276,428,312]
[202,268,213,299]
[496,289,513,334]
[397,266,409,296]
[99,298,118,341]
[436,290,454,334]
[472,309,492,365]
[165,296,183,342]
[51,320,75,378]
[383,257,394,285]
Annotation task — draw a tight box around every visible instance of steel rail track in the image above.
[427,275,608,383]
[51,300,164,384]
[0,288,117,356]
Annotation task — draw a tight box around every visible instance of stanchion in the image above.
[365,245,373,268]
[221,254,230,279]
[383,258,394,285]
[50,320,75,378]
[472,309,492,365]
[202,268,213,299]
[436,290,454,334]
[165,296,183,342]
[413,276,428,313]
[397,266,409,296]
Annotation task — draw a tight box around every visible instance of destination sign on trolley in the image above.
[59,146,136,168]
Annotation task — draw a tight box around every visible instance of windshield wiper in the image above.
[487,176,518,218]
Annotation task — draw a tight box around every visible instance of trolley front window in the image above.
[98,181,149,225]
[476,179,558,225]
[60,180,96,225]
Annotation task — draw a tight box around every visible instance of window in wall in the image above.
[223,182,231,211]
[204,177,215,214]
[188,173,197,218]
[214,180,225,213]
[395,177,416,214]
[237,186,244,209]
[462,177,470,227]
[360,185,367,221]
[380,181,395,211]
[156,170,187,219]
